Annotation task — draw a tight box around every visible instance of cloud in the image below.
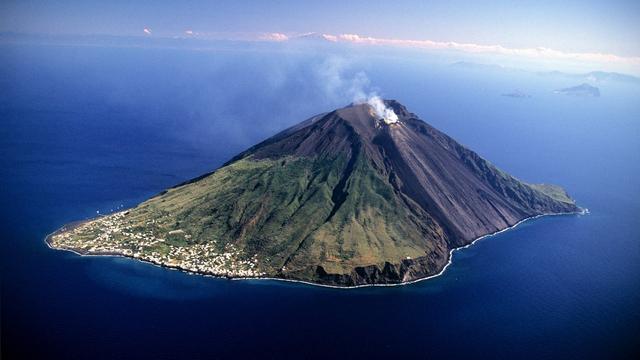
[319,33,640,66]
[245,31,639,68]
[125,29,640,68]
[322,34,338,42]
[260,32,289,42]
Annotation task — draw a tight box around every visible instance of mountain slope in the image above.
[49,100,580,286]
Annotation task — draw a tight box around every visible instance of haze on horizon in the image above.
[1,0,640,75]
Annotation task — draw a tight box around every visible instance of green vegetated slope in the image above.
[529,184,576,204]
[128,154,447,282]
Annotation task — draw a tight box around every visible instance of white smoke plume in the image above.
[315,56,398,124]
[366,96,398,124]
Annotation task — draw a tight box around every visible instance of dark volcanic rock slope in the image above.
[54,100,580,286]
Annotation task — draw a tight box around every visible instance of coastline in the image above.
[44,208,588,289]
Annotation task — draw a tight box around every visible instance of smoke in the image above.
[315,56,370,102]
[366,96,398,124]
[315,56,398,124]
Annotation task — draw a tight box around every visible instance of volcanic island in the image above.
[47,99,580,287]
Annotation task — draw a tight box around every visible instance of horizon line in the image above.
[3,30,640,75]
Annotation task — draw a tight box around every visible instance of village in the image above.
[50,211,264,278]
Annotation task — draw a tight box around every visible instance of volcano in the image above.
[49,100,580,287]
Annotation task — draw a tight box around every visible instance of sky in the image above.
[1,0,639,73]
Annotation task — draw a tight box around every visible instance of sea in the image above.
[1,42,639,359]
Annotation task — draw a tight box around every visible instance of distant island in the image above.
[450,60,640,85]
[555,83,601,97]
[48,100,581,287]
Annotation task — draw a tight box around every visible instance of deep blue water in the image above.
[1,44,639,359]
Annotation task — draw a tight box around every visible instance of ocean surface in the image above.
[1,43,639,359]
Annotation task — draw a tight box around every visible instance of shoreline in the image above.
[44,208,588,290]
